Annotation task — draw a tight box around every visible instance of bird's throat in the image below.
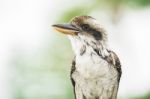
[68,36,109,58]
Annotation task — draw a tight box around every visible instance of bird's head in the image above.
[52,16,109,56]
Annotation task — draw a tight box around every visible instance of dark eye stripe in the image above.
[81,24,102,40]
[90,29,102,40]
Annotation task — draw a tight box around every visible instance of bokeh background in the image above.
[1,0,150,99]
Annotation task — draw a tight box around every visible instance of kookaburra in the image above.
[52,16,122,99]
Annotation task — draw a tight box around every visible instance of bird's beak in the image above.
[52,24,79,35]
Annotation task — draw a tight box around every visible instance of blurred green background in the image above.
[0,0,150,99]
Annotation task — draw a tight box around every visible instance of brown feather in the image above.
[70,57,76,99]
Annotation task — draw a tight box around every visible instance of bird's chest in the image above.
[72,50,118,98]
[75,50,116,79]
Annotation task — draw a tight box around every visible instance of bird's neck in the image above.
[68,36,110,58]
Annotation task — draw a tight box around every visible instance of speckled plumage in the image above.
[70,46,121,99]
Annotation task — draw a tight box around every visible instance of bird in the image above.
[52,16,122,99]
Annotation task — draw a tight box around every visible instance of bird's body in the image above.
[71,43,119,99]
[52,16,121,99]
[69,35,121,99]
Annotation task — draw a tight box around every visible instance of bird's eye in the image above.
[81,24,90,31]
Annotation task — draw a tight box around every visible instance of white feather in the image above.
[69,36,118,98]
